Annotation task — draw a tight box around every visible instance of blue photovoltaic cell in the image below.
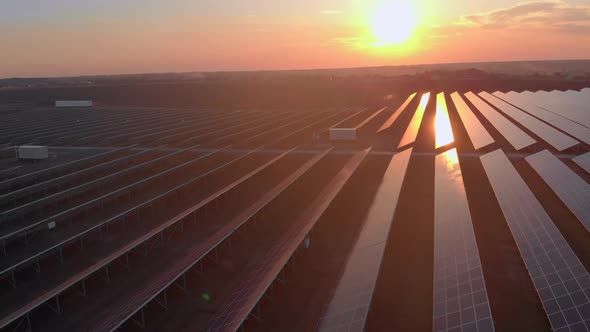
[464,92,535,150]
[450,92,494,150]
[481,149,590,332]
[573,152,590,174]
[398,92,430,148]
[317,148,412,332]
[479,92,578,151]
[433,148,495,332]
[494,92,590,146]
[526,150,590,234]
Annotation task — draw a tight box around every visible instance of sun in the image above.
[371,1,417,44]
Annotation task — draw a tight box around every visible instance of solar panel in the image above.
[74,110,207,143]
[435,93,454,148]
[239,111,328,145]
[0,145,160,206]
[494,92,590,146]
[317,148,413,332]
[85,149,302,332]
[0,146,131,192]
[450,92,494,150]
[207,149,370,332]
[0,166,21,178]
[573,153,590,174]
[0,143,184,227]
[377,93,417,133]
[0,145,233,242]
[463,92,535,150]
[518,91,590,129]
[525,150,590,234]
[328,108,369,130]
[0,148,332,330]
[516,91,590,131]
[433,148,495,332]
[355,106,388,129]
[153,111,269,145]
[398,92,430,148]
[479,92,578,151]
[480,149,590,332]
[561,90,590,105]
[207,112,303,145]
[552,90,590,107]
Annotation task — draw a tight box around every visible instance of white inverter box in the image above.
[329,128,357,141]
[18,145,49,160]
[55,100,93,107]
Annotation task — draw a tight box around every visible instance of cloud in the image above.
[460,0,590,32]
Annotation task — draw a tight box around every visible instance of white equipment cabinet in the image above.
[329,128,357,141]
[18,145,49,160]
[55,100,93,107]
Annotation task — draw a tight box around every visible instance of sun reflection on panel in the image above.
[439,148,462,191]
[443,147,460,171]
[435,92,454,148]
[398,92,430,148]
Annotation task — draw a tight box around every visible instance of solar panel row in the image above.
[327,108,369,130]
[573,153,590,174]
[0,146,162,206]
[377,93,417,133]
[1,108,236,147]
[518,91,590,129]
[450,93,494,150]
[494,91,590,146]
[1,86,589,332]
[0,107,357,330]
[0,145,132,193]
[398,92,430,148]
[526,150,590,234]
[0,146,254,328]
[318,148,412,332]
[86,148,304,332]
[433,148,494,332]
[463,92,535,150]
[481,149,590,332]
[207,149,370,332]
[355,106,388,129]
[72,111,221,144]
[0,143,208,240]
[132,148,333,332]
[478,92,578,151]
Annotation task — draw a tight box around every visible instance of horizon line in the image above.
[2,58,589,81]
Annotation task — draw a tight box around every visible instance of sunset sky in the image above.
[1,0,589,78]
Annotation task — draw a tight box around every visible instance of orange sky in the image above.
[1,0,589,77]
